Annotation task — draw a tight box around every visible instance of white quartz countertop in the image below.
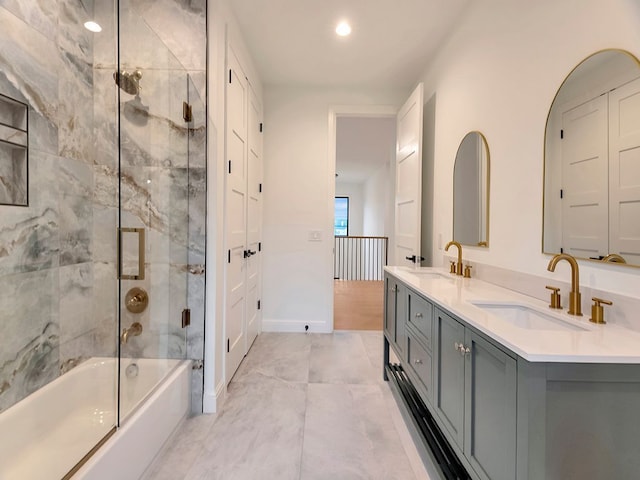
[385,266,640,364]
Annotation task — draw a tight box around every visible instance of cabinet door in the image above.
[384,275,396,344]
[384,276,406,358]
[407,289,433,348]
[434,309,465,448]
[395,283,406,357]
[464,330,517,480]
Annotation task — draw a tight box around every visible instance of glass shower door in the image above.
[117,0,190,421]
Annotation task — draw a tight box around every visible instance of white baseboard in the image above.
[203,380,226,414]
[261,318,332,333]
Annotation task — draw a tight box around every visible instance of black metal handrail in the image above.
[333,236,388,281]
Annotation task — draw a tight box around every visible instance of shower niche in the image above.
[0,93,28,206]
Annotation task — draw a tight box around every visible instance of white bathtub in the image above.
[0,357,190,480]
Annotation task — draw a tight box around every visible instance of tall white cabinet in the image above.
[224,43,263,382]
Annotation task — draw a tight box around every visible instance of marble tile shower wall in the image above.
[0,0,206,413]
[0,0,119,413]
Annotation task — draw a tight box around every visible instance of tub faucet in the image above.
[445,241,463,275]
[547,253,582,316]
[121,322,143,344]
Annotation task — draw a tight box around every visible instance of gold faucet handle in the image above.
[590,297,613,324]
[545,285,562,309]
[463,265,472,278]
[449,261,457,274]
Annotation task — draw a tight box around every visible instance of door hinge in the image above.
[257,300,261,310]
[228,160,231,174]
[259,183,262,193]
[560,189,563,199]
[229,69,232,84]
[182,308,191,328]
[259,122,263,133]
[228,249,231,263]
[258,242,262,252]
[227,338,230,353]
[182,101,193,122]
[560,129,564,139]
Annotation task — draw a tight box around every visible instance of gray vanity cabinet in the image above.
[405,288,436,402]
[384,273,407,359]
[384,271,640,480]
[434,309,466,447]
[434,308,517,480]
[464,329,517,480]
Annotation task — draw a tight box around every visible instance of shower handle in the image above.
[118,227,146,280]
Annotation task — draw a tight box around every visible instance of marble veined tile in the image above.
[0,0,57,41]
[301,383,418,480]
[143,413,219,480]
[0,7,59,155]
[58,193,93,265]
[58,262,93,343]
[127,0,206,71]
[0,268,59,412]
[184,381,306,480]
[308,332,380,385]
[233,333,312,384]
[359,330,385,369]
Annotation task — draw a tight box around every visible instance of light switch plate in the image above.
[309,230,322,242]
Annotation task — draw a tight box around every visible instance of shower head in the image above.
[114,69,142,95]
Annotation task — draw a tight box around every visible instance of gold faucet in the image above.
[602,253,626,264]
[445,241,463,276]
[547,253,582,316]
[121,322,143,344]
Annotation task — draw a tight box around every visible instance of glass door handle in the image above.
[118,227,146,280]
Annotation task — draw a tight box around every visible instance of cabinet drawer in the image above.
[407,333,433,402]
[407,290,433,348]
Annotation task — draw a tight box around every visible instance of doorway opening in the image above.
[330,109,396,330]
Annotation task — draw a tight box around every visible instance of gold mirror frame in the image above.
[542,49,640,268]
[453,131,490,247]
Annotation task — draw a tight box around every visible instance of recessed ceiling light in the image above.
[84,21,102,33]
[335,22,351,37]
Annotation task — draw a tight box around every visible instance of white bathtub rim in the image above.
[73,359,191,480]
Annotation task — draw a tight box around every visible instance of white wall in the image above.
[419,0,640,298]
[363,163,391,237]
[262,87,406,332]
[335,182,364,236]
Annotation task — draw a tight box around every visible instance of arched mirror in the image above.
[453,131,490,247]
[543,49,640,266]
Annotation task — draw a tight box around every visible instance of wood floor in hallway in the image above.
[333,280,384,330]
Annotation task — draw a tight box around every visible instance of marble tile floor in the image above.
[144,331,437,480]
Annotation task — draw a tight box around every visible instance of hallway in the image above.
[145,331,431,479]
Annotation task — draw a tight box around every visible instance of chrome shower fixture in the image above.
[114,69,142,95]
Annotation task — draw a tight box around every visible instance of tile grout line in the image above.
[296,336,313,480]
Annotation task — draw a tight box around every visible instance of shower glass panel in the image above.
[117,0,190,421]
[0,0,120,478]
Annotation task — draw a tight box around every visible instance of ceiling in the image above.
[229,0,470,89]
[336,116,396,184]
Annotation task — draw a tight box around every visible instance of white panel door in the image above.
[561,95,608,259]
[609,76,640,265]
[245,83,263,349]
[225,48,248,382]
[394,83,424,266]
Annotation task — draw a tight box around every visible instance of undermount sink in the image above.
[401,268,452,280]
[470,301,589,331]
